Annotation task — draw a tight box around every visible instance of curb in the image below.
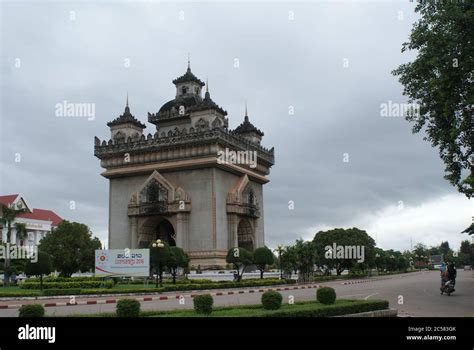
[341,277,391,285]
[335,308,398,317]
[0,284,322,309]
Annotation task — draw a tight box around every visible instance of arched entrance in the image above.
[138,217,176,248]
[237,219,254,251]
[156,220,176,246]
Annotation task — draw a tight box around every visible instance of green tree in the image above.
[428,246,441,256]
[226,247,253,282]
[392,1,473,198]
[440,241,451,257]
[413,243,429,267]
[15,223,28,245]
[150,241,171,287]
[38,221,101,277]
[253,247,274,279]
[458,240,471,265]
[167,246,189,284]
[374,248,387,272]
[0,204,27,286]
[313,228,376,276]
[462,223,473,235]
[24,252,52,290]
[293,239,318,282]
[280,245,298,276]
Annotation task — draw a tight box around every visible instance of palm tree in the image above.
[15,223,28,245]
[0,204,27,287]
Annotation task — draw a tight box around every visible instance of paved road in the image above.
[0,270,472,317]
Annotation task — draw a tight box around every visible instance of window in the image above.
[140,179,168,203]
[248,189,255,205]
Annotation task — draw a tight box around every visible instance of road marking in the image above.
[364,292,379,300]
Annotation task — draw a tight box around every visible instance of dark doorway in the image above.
[155,219,176,246]
[237,219,254,251]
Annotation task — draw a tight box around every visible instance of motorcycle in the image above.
[440,279,455,296]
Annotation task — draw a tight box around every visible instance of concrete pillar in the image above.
[176,212,189,250]
[130,217,138,249]
[227,214,239,249]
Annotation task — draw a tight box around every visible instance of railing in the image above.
[243,204,259,218]
[138,201,168,215]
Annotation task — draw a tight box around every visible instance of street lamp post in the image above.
[275,245,284,280]
[152,239,165,288]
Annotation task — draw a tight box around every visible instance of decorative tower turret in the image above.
[234,105,264,144]
[106,96,146,143]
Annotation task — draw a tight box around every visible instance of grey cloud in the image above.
[0,1,466,251]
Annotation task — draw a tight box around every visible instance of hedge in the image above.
[261,291,283,310]
[19,281,114,290]
[316,287,336,304]
[24,276,106,283]
[267,300,389,317]
[117,278,214,285]
[193,294,213,315]
[42,289,82,296]
[18,304,45,317]
[116,299,141,317]
[6,278,295,297]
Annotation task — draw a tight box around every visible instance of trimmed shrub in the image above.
[193,294,213,315]
[24,276,106,283]
[42,288,82,296]
[269,300,389,317]
[116,299,141,317]
[261,291,283,310]
[19,281,114,290]
[317,287,336,305]
[18,304,45,318]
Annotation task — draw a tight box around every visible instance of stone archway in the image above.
[156,219,176,246]
[138,216,176,248]
[237,219,254,251]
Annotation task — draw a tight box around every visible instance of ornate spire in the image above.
[187,52,191,71]
[172,60,205,87]
[234,108,264,137]
[125,93,130,113]
[107,96,146,129]
[204,77,210,99]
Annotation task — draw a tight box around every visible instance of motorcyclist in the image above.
[439,261,447,291]
[447,262,456,284]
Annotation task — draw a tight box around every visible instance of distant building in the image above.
[430,254,443,266]
[0,194,63,246]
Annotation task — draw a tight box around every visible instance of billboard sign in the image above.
[95,249,150,277]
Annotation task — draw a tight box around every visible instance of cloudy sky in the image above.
[0,0,471,252]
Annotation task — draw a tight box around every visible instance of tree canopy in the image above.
[392,1,473,198]
[226,247,253,282]
[24,252,52,289]
[253,246,274,279]
[38,221,101,277]
[167,246,189,284]
[313,228,376,275]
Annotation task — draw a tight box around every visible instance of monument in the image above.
[94,62,274,268]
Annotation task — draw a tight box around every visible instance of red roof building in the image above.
[0,194,63,246]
